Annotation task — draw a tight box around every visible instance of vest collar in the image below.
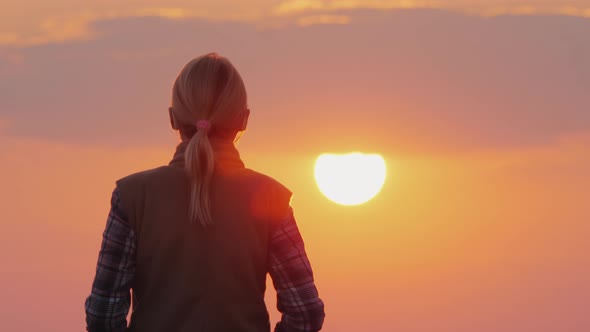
[169,138,245,172]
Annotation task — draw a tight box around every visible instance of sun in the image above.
[314,153,387,206]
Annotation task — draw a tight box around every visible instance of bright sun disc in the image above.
[314,153,387,206]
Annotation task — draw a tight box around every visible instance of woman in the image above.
[85,53,325,332]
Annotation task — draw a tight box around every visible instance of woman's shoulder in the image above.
[116,165,186,190]
[239,168,293,218]
[241,168,291,195]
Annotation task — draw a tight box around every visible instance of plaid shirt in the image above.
[85,188,325,332]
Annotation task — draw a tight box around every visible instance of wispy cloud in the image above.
[135,7,194,19]
[271,0,590,18]
[0,13,97,47]
[272,0,417,16]
[0,7,199,47]
[297,14,351,26]
[476,4,590,17]
[273,0,329,15]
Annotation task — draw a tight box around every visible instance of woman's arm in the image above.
[85,188,135,332]
[268,208,325,332]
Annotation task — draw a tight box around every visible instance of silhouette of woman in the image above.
[85,53,325,332]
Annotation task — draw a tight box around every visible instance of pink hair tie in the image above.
[196,120,211,132]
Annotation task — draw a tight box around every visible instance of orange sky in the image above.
[1,2,589,332]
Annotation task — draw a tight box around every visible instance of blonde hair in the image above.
[170,53,248,226]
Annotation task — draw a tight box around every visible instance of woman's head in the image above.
[169,53,249,226]
[169,53,249,138]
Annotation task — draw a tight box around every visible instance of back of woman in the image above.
[85,53,325,332]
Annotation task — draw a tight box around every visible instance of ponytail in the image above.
[185,125,215,226]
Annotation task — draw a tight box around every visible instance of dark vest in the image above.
[116,139,292,332]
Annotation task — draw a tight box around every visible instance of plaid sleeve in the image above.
[269,208,325,332]
[85,187,136,332]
